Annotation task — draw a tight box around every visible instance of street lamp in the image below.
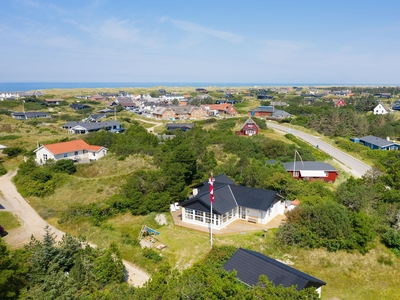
[330,140,332,158]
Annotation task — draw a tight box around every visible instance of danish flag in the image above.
[209,174,214,204]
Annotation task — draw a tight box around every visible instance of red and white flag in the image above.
[209,175,214,204]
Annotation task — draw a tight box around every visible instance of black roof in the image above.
[223,248,326,290]
[166,123,195,129]
[181,175,281,215]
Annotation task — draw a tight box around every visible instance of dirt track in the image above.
[0,170,150,287]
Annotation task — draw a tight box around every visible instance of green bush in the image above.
[0,163,7,176]
[3,146,25,157]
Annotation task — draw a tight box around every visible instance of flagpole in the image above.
[293,150,296,178]
[209,172,214,249]
[210,200,213,248]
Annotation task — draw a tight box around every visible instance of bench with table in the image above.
[248,216,258,223]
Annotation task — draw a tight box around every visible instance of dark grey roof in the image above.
[62,121,121,130]
[360,135,395,148]
[166,123,195,129]
[183,185,238,215]
[250,106,274,112]
[229,185,279,211]
[272,110,291,118]
[283,161,337,172]
[181,175,280,214]
[12,112,50,118]
[223,248,326,290]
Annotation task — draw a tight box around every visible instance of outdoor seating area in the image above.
[170,209,286,235]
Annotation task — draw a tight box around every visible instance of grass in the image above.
[46,209,400,300]
[0,211,21,230]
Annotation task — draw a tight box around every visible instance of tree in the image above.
[3,147,24,158]
[0,239,29,299]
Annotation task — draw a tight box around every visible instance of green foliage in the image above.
[24,227,126,299]
[14,160,69,197]
[133,246,319,299]
[381,228,400,256]
[0,239,29,299]
[276,201,372,252]
[50,159,77,174]
[284,133,329,161]
[251,117,267,129]
[2,146,25,158]
[0,163,6,176]
[0,135,21,141]
[142,248,162,262]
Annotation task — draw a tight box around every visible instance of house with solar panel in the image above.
[179,175,285,230]
[223,248,326,297]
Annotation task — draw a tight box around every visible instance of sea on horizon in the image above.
[0,82,386,92]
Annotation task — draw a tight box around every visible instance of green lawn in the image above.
[0,211,21,230]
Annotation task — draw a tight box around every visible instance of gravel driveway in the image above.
[0,170,149,287]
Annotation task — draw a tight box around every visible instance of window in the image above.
[74,151,78,156]
[294,171,299,177]
[195,210,203,222]
[63,153,68,158]
[43,154,47,161]
[185,208,194,220]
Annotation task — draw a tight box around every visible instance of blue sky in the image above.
[1,0,400,84]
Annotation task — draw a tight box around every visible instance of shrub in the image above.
[3,146,25,157]
[0,163,7,176]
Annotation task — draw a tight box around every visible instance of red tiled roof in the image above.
[43,140,92,155]
[87,145,103,152]
[291,199,300,206]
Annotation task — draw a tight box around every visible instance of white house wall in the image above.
[36,148,107,164]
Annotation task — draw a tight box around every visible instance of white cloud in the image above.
[99,18,162,48]
[170,19,243,43]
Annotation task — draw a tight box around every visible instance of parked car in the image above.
[0,225,5,237]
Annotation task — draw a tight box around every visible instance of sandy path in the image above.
[0,170,150,287]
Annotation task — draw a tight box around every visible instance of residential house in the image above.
[270,101,289,106]
[272,109,291,119]
[236,118,259,136]
[90,94,107,101]
[373,102,390,115]
[195,88,208,94]
[180,174,285,230]
[283,161,338,182]
[70,104,91,110]
[45,99,63,105]
[161,94,185,102]
[34,139,107,165]
[166,123,195,132]
[353,135,400,150]
[97,108,114,114]
[82,114,106,122]
[153,106,205,120]
[12,112,51,120]
[202,104,238,116]
[62,121,123,134]
[248,106,274,117]
[223,248,326,297]
[333,98,346,107]
[256,92,273,100]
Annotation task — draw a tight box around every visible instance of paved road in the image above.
[0,171,150,287]
[267,122,371,178]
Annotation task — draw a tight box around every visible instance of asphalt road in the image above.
[267,121,371,178]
